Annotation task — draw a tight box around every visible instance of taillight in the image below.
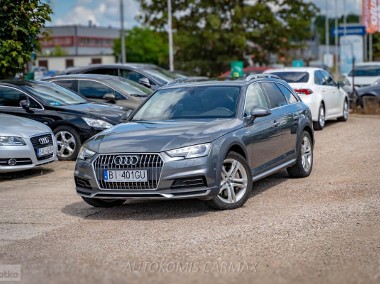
[294,88,313,95]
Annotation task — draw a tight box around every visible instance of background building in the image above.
[37,24,120,71]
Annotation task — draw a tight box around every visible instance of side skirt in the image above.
[252,159,296,182]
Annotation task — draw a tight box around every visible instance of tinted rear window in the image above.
[348,66,380,76]
[270,72,309,83]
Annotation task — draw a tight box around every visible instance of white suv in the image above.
[264,67,349,130]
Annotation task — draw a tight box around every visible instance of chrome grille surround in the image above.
[92,153,164,190]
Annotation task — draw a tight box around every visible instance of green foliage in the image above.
[51,46,68,56]
[137,0,319,76]
[114,27,168,66]
[0,0,52,79]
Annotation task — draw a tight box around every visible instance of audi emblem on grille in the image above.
[38,137,50,145]
[113,155,140,166]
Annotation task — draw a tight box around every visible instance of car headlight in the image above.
[166,143,211,159]
[0,136,26,146]
[83,117,113,129]
[77,147,96,161]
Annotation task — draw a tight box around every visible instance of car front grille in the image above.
[93,154,164,190]
[0,158,33,166]
[30,133,54,161]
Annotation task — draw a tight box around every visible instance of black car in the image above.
[0,80,128,160]
[44,74,151,111]
[75,74,314,210]
[64,63,180,90]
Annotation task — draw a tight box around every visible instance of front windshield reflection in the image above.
[132,86,241,121]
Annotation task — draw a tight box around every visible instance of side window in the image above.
[0,87,40,108]
[314,71,324,85]
[320,70,336,86]
[86,68,117,76]
[114,91,126,100]
[277,83,298,104]
[78,80,114,99]
[244,83,269,115]
[52,80,77,92]
[261,82,288,108]
[120,70,146,83]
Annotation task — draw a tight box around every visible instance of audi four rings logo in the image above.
[39,137,50,145]
[113,155,140,166]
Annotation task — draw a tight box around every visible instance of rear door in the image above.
[318,70,341,116]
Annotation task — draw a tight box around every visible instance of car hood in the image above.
[53,102,127,123]
[356,85,380,96]
[87,119,242,153]
[0,114,51,138]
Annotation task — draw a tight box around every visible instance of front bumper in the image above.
[0,134,57,173]
[74,152,220,200]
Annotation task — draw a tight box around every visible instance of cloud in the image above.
[53,0,140,29]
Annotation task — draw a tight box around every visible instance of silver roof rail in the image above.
[245,74,280,81]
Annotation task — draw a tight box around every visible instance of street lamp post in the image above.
[168,0,174,71]
[120,0,126,64]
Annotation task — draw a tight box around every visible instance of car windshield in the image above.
[270,72,309,83]
[26,82,87,106]
[132,86,241,121]
[111,77,152,97]
[348,66,380,77]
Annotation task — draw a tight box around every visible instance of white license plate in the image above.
[103,170,147,182]
[37,145,54,157]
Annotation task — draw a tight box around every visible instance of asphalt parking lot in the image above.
[0,114,379,284]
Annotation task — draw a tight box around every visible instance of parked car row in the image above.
[3,63,357,211]
[0,80,129,161]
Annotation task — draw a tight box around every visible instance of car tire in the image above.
[313,104,325,130]
[81,197,125,208]
[337,99,349,121]
[54,126,81,161]
[287,131,313,178]
[205,151,252,210]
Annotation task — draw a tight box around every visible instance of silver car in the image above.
[0,114,57,173]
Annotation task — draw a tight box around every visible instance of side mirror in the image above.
[138,78,151,88]
[337,80,345,88]
[103,93,116,102]
[19,100,30,110]
[248,106,271,122]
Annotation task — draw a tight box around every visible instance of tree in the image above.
[0,0,52,79]
[114,27,169,67]
[137,0,319,76]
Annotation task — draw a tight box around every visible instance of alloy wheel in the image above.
[55,131,76,158]
[301,135,312,173]
[319,106,325,128]
[217,158,248,204]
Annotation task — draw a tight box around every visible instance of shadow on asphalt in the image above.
[0,167,55,182]
[61,170,288,220]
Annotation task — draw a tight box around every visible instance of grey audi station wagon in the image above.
[75,74,314,210]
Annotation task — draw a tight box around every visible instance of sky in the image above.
[48,0,362,29]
